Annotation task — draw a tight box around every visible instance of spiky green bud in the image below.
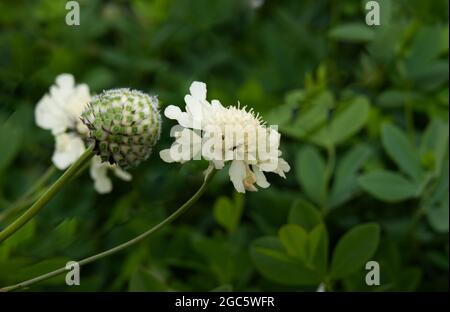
[81,88,161,168]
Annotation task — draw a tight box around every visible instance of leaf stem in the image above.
[0,169,216,292]
[0,145,95,244]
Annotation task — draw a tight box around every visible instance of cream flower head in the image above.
[35,74,89,169]
[160,81,290,193]
[35,74,132,194]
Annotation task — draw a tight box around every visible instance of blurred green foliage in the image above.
[0,0,448,291]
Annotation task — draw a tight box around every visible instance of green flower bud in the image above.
[81,88,161,168]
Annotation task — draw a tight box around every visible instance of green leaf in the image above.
[382,123,424,182]
[304,64,328,95]
[330,223,380,279]
[311,96,370,147]
[376,90,405,108]
[358,170,418,202]
[278,224,308,262]
[405,25,448,85]
[376,90,422,108]
[427,193,449,233]
[329,23,375,42]
[288,199,322,231]
[279,91,334,140]
[296,146,326,205]
[396,267,422,291]
[250,237,321,286]
[411,61,449,88]
[278,221,328,276]
[428,161,448,205]
[308,224,328,276]
[192,236,241,284]
[441,24,449,54]
[425,161,449,232]
[213,194,243,233]
[407,26,443,63]
[330,143,372,208]
[420,119,449,175]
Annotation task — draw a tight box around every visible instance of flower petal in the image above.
[184,82,212,130]
[184,95,205,129]
[212,159,225,169]
[93,174,113,194]
[113,167,132,181]
[165,105,182,120]
[258,159,279,172]
[64,83,90,118]
[275,158,291,178]
[211,99,224,110]
[35,74,91,135]
[253,165,270,188]
[56,73,75,89]
[35,94,72,135]
[229,160,246,193]
[164,105,192,128]
[90,156,113,194]
[159,148,176,163]
[52,133,86,170]
[189,81,207,100]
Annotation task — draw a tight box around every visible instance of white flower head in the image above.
[35,74,90,136]
[35,74,132,194]
[35,74,90,170]
[160,81,290,193]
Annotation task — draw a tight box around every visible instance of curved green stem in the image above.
[0,169,216,292]
[0,145,95,244]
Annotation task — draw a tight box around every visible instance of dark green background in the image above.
[0,0,448,291]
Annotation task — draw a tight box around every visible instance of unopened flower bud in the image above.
[81,88,161,168]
